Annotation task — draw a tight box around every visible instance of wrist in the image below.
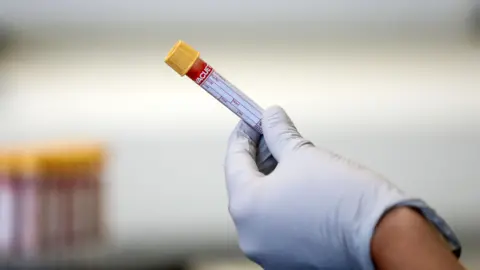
[371,206,463,270]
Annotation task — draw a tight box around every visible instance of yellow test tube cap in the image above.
[9,152,40,174]
[165,40,199,76]
[0,152,9,172]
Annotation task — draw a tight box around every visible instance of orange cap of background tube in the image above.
[0,142,105,177]
[0,152,9,173]
[8,151,40,174]
[34,142,104,159]
[165,40,200,76]
[38,143,105,172]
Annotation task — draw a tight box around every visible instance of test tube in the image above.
[165,40,273,164]
[9,152,42,258]
[165,40,265,133]
[0,153,14,257]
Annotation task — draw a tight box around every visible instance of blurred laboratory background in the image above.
[0,0,479,269]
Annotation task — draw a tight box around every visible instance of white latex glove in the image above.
[224,105,461,270]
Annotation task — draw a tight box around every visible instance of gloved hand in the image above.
[224,105,460,270]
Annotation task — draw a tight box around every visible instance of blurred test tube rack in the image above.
[0,142,106,265]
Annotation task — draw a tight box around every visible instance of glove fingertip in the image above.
[264,105,287,119]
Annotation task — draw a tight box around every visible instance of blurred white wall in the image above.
[0,0,468,25]
[1,35,479,245]
[0,0,479,267]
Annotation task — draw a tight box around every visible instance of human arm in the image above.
[372,207,464,270]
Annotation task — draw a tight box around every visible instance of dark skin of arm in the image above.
[371,207,465,270]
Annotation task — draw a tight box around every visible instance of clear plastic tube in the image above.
[165,40,274,168]
[185,57,264,133]
[165,40,264,133]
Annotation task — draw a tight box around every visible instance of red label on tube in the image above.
[186,58,213,85]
